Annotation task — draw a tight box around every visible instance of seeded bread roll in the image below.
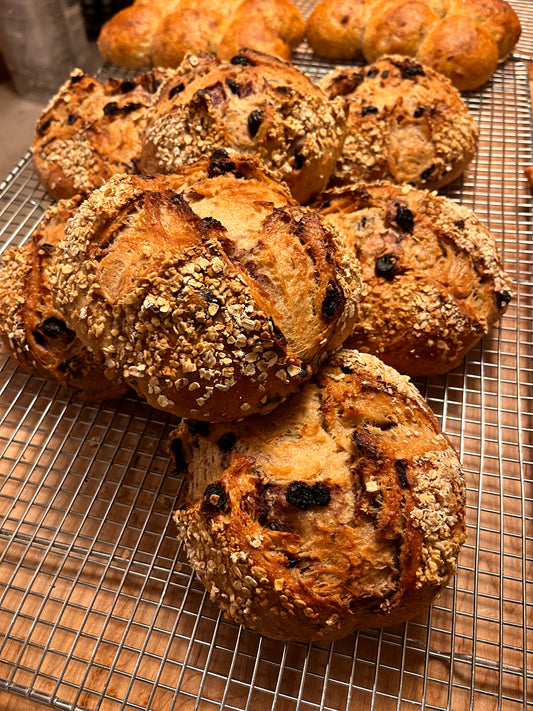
[97,0,304,68]
[51,154,361,421]
[305,0,521,91]
[171,348,467,643]
[318,56,478,191]
[140,48,348,204]
[311,182,513,377]
[0,197,127,400]
[31,67,174,201]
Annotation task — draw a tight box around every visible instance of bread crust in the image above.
[32,67,173,200]
[0,198,127,400]
[140,49,348,204]
[171,348,467,642]
[311,182,513,376]
[318,56,478,190]
[97,0,304,68]
[305,0,521,91]
[50,157,361,421]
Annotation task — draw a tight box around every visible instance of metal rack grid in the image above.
[1,2,533,709]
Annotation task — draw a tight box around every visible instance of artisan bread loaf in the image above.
[32,67,172,200]
[97,0,304,68]
[311,182,513,376]
[0,198,127,400]
[318,55,478,190]
[140,49,348,203]
[50,155,361,421]
[171,348,467,643]
[306,0,521,91]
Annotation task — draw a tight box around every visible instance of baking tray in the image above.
[1,1,532,709]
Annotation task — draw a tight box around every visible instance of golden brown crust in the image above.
[0,197,127,401]
[97,0,304,68]
[318,55,478,190]
[305,0,521,91]
[311,182,513,376]
[50,157,361,421]
[171,348,467,643]
[140,49,348,204]
[31,67,173,200]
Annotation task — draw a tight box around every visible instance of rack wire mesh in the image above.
[0,1,532,709]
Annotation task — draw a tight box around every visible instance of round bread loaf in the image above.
[140,49,348,203]
[311,182,513,377]
[0,197,127,400]
[51,154,361,421]
[318,55,479,191]
[32,67,173,200]
[97,0,304,68]
[171,348,467,643]
[305,0,521,91]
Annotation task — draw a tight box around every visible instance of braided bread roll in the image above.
[306,0,521,91]
[172,348,467,643]
[97,0,305,68]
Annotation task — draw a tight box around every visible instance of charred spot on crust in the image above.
[37,117,53,135]
[395,459,409,488]
[420,164,436,181]
[294,153,305,169]
[168,82,185,99]
[230,55,253,66]
[217,432,237,451]
[375,253,399,280]
[366,66,379,78]
[170,438,188,474]
[186,419,210,437]
[322,280,343,320]
[497,290,512,309]
[119,79,137,93]
[454,219,465,230]
[362,105,378,116]
[202,482,229,513]
[286,481,331,509]
[41,317,68,338]
[208,149,244,179]
[103,102,120,116]
[269,318,287,345]
[394,58,426,79]
[414,106,425,118]
[248,109,264,137]
[70,73,84,85]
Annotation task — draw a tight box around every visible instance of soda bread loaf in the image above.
[306,0,521,91]
[318,55,479,190]
[311,182,513,376]
[97,0,305,68]
[50,154,362,421]
[140,49,348,204]
[32,67,173,200]
[171,348,467,643]
[0,197,127,400]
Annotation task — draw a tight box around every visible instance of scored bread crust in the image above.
[305,0,521,91]
[311,182,513,376]
[171,348,467,643]
[0,197,127,400]
[50,155,361,421]
[31,67,174,201]
[97,0,305,68]
[318,55,479,191]
[140,48,348,204]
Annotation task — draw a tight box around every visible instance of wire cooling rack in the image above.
[1,2,532,709]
